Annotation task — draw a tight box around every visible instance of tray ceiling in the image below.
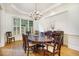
[13,3,55,13]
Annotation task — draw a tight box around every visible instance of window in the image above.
[13,18,33,35]
[13,18,20,35]
[21,19,28,34]
[29,21,33,33]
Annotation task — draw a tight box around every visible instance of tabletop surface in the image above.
[28,35,54,43]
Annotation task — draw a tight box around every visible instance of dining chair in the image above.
[22,34,36,56]
[26,31,31,36]
[45,31,52,39]
[45,35,62,56]
[6,31,15,44]
[52,31,64,45]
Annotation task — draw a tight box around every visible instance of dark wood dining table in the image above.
[28,35,54,44]
[28,35,54,55]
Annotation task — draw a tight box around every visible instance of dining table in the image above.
[28,35,54,44]
[28,35,54,55]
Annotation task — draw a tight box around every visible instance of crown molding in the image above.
[11,3,63,17]
[11,4,30,17]
[41,4,68,19]
[41,3,62,15]
[48,9,68,17]
[41,9,68,20]
[1,3,67,19]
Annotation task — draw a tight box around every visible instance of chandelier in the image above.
[30,3,42,20]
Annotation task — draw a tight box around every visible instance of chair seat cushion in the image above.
[47,46,54,52]
[8,37,14,38]
[45,46,58,53]
[45,43,54,47]
[29,43,36,47]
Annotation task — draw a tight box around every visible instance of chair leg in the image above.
[43,47,45,56]
[27,47,29,56]
[7,39,9,44]
[32,46,35,52]
[52,51,55,56]
[58,48,61,56]
[52,44,56,56]
[58,44,61,56]
[13,37,15,42]
[52,48,55,56]
[24,46,26,53]
[41,44,45,56]
[42,46,44,56]
[52,53,55,56]
[58,52,60,56]
[9,38,12,43]
[43,45,48,56]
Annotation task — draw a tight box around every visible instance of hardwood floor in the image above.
[0,40,79,56]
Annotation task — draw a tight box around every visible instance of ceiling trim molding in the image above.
[41,9,68,20]
[48,9,68,17]
[11,4,30,16]
[1,3,67,20]
[41,3,62,15]
[11,3,63,17]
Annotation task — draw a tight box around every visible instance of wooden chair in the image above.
[45,35,62,56]
[26,31,31,36]
[6,32,15,43]
[22,34,36,56]
[45,31,52,39]
[52,31,64,45]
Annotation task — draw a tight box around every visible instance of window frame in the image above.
[13,17,33,35]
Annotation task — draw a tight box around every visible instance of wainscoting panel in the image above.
[68,34,79,51]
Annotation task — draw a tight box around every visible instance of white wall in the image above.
[39,18,51,31]
[0,10,5,47]
[68,4,79,51]
[68,3,79,35]
[49,11,68,33]
[0,11,32,47]
[0,10,13,47]
[0,10,1,45]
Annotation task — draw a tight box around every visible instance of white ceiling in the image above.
[13,3,55,14]
[1,3,65,19]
